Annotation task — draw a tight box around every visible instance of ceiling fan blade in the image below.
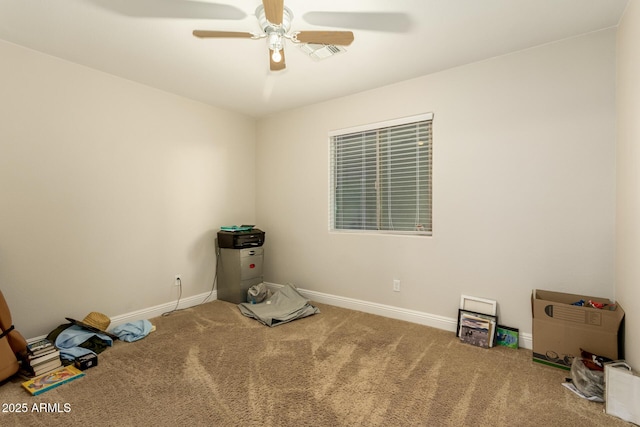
[262,0,284,25]
[269,49,286,71]
[193,30,254,39]
[302,12,411,33]
[85,0,246,20]
[296,31,354,46]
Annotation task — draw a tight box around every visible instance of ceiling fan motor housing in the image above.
[256,5,292,34]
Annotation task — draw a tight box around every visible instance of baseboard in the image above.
[28,286,533,350]
[27,291,216,342]
[264,282,533,350]
[110,291,217,327]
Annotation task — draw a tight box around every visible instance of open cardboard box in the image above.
[532,289,624,370]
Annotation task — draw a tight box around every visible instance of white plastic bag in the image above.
[571,357,604,399]
[247,283,271,304]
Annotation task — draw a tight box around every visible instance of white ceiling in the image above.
[0,0,630,118]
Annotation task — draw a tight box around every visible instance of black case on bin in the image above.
[74,353,98,370]
[217,229,265,248]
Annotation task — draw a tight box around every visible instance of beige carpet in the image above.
[0,300,629,426]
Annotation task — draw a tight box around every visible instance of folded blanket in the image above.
[112,320,154,342]
[238,284,319,327]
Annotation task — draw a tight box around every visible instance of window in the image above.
[329,113,433,235]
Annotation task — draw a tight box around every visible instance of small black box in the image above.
[74,353,98,370]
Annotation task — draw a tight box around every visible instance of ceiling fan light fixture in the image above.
[271,48,282,63]
[268,32,284,62]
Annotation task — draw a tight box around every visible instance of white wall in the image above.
[616,0,640,369]
[0,40,256,338]
[256,29,617,337]
[0,25,623,354]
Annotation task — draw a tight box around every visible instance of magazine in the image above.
[21,365,85,396]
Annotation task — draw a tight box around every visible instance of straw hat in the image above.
[66,312,118,339]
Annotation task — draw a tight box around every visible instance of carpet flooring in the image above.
[0,300,630,426]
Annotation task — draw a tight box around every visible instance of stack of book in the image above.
[20,338,62,378]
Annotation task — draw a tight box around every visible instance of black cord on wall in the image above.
[162,245,219,317]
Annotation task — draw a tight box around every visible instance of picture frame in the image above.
[495,325,519,349]
[459,294,497,316]
[457,308,498,348]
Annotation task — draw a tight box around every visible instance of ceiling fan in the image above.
[192,0,356,71]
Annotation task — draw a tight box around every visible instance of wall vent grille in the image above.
[298,43,346,60]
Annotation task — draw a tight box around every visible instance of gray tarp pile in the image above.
[238,284,320,327]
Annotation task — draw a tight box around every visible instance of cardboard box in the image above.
[532,289,624,370]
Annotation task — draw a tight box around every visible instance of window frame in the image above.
[328,113,434,236]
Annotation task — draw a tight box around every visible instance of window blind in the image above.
[329,114,433,235]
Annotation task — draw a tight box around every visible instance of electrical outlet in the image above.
[174,274,182,287]
[393,279,400,292]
